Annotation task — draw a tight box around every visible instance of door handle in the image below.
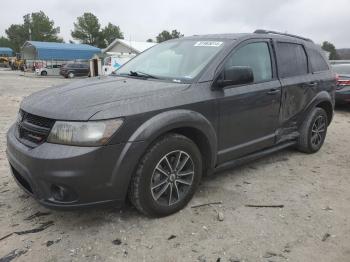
[267,88,281,95]
[307,82,318,87]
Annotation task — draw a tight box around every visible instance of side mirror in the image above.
[217,66,254,88]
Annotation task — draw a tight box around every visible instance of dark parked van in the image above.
[7,30,336,217]
[59,62,90,78]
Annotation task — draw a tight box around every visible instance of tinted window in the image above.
[309,48,329,72]
[277,42,308,78]
[225,42,272,82]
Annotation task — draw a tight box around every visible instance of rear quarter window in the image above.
[309,48,329,72]
[276,42,308,78]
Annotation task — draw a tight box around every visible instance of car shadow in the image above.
[335,104,350,113]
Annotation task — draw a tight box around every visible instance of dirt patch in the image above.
[0,70,349,261]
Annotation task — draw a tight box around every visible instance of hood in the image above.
[21,76,189,120]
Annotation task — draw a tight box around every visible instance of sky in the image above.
[0,0,349,48]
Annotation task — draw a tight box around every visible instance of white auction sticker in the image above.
[194,41,223,47]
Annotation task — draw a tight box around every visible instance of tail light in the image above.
[337,79,350,86]
[336,75,350,90]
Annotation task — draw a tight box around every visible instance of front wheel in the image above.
[297,107,328,153]
[129,134,202,217]
[68,72,75,78]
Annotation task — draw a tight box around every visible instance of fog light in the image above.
[51,184,77,202]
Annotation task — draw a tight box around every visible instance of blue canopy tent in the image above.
[22,41,101,60]
[0,47,13,56]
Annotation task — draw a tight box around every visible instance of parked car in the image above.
[36,64,62,76]
[59,62,90,78]
[7,30,336,217]
[331,63,350,104]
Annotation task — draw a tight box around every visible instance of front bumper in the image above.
[335,87,350,103]
[6,124,145,209]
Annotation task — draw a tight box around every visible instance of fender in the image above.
[109,109,218,201]
[302,90,334,124]
[129,109,218,169]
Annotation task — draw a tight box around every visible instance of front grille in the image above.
[23,111,54,128]
[16,110,55,147]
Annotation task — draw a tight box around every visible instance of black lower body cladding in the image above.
[6,124,146,209]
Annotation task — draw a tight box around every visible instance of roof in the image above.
[103,39,156,54]
[0,47,13,56]
[22,41,101,60]
[183,32,314,44]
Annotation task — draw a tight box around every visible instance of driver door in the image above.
[217,40,282,164]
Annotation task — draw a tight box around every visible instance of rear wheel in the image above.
[129,133,202,217]
[41,71,47,76]
[297,107,328,153]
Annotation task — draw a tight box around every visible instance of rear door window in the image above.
[225,42,273,83]
[277,42,308,78]
[308,48,329,72]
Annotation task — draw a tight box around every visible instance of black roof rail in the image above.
[254,29,313,43]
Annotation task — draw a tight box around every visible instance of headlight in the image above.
[47,119,123,146]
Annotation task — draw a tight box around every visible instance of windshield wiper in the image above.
[129,71,159,79]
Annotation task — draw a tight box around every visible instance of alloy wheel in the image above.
[150,150,195,206]
[311,115,326,147]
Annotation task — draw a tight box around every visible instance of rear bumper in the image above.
[6,124,146,209]
[335,87,350,103]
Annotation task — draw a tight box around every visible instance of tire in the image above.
[41,71,47,76]
[68,72,75,78]
[129,133,202,217]
[297,107,328,153]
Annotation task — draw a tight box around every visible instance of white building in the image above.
[101,39,157,75]
[103,39,156,55]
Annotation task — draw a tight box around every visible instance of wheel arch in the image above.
[128,109,218,174]
[304,91,334,125]
[110,110,218,201]
[315,100,333,125]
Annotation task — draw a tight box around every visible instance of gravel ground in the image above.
[0,69,349,262]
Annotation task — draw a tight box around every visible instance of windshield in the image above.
[332,64,350,75]
[115,39,226,83]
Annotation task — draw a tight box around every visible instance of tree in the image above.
[321,41,339,60]
[156,29,184,43]
[71,13,101,46]
[71,13,124,48]
[24,11,61,42]
[0,36,14,50]
[146,38,154,43]
[5,24,27,52]
[5,11,62,52]
[100,23,124,48]
[170,30,183,39]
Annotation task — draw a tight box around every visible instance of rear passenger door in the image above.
[275,41,314,127]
